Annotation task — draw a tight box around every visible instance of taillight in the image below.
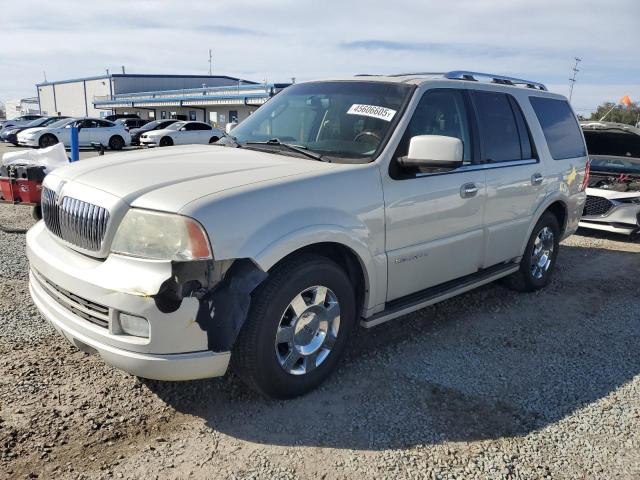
[580,158,590,192]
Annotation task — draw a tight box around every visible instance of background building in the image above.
[93,82,290,126]
[4,97,40,119]
[36,73,256,118]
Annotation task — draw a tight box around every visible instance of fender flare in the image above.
[519,192,569,254]
[252,225,385,313]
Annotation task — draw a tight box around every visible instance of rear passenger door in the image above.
[470,91,546,267]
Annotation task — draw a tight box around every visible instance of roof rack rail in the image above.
[445,71,547,91]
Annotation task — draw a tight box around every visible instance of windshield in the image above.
[24,118,47,127]
[49,118,75,129]
[231,81,413,162]
[166,121,186,131]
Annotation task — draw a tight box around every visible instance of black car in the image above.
[129,119,179,145]
[115,118,149,131]
[104,113,140,121]
[0,116,69,145]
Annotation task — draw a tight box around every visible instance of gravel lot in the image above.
[1,203,639,479]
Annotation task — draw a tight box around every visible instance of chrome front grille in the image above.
[584,195,614,217]
[32,269,109,329]
[42,186,110,251]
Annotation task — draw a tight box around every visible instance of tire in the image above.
[233,254,357,399]
[108,135,125,150]
[38,134,58,149]
[505,212,560,292]
[159,136,173,147]
[209,136,220,144]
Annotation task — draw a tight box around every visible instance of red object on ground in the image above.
[0,164,46,204]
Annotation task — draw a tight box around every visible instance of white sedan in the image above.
[18,118,131,150]
[139,121,224,147]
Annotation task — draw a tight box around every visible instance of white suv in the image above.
[26,71,588,398]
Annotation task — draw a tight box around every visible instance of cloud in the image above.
[0,0,639,113]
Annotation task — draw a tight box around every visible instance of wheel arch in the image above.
[520,196,570,255]
[252,228,383,317]
[266,242,369,318]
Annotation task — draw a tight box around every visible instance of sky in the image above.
[1,0,639,115]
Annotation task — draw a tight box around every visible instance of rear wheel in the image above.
[233,254,357,398]
[159,136,173,147]
[108,135,125,150]
[38,134,58,149]
[209,136,220,144]
[505,212,560,292]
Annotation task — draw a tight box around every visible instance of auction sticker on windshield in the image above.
[347,104,397,122]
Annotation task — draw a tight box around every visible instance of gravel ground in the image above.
[1,204,639,479]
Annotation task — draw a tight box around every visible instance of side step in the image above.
[361,262,519,328]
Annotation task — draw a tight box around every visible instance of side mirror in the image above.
[180,127,187,131]
[398,135,463,171]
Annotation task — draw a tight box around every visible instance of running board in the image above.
[361,263,519,328]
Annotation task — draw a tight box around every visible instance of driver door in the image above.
[382,88,487,301]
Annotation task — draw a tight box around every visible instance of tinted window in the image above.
[508,97,534,159]
[530,97,586,160]
[395,89,472,165]
[472,92,521,162]
[97,120,113,127]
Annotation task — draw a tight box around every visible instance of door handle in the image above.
[460,183,478,198]
[531,173,544,186]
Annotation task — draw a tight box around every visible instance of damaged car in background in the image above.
[580,122,640,238]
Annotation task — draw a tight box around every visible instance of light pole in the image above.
[568,57,581,102]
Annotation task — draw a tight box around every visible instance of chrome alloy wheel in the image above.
[531,226,555,279]
[275,285,340,375]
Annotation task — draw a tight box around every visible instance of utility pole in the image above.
[568,57,581,102]
[208,49,213,76]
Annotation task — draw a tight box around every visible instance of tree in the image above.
[589,101,640,125]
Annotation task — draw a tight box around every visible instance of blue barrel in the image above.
[70,126,79,162]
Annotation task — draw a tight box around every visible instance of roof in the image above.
[316,70,550,92]
[36,73,257,87]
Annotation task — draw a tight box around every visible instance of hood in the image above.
[142,128,173,138]
[48,144,334,212]
[18,127,46,136]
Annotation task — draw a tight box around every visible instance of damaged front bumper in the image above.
[26,221,231,381]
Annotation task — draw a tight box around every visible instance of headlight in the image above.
[111,209,212,261]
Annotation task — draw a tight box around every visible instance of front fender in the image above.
[252,224,386,313]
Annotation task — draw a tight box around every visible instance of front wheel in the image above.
[108,135,125,150]
[233,254,357,398]
[505,212,560,292]
[159,136,173,147]
[38,134,58,149]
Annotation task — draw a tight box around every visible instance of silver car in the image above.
[580,122,640,237]
[27,71,588,398]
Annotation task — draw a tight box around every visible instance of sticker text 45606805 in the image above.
[347,104,397,122]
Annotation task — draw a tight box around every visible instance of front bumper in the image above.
[580,202,640,235]
[140,138,159,147]
[18,137,38,147]
[26,221,230,381]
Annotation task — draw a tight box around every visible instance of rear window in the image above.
[530,97,586,160]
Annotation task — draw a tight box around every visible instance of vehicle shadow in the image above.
[575,227,638,243]
[144,242,640,450]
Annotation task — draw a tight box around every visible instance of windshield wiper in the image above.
[210,131,242,148]
[245,138,326,161]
